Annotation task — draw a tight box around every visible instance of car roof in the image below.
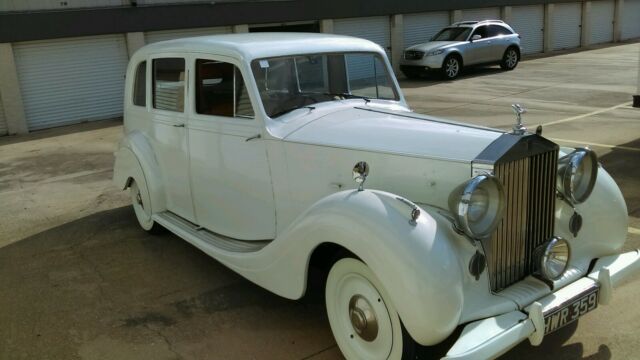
[450,20,513,29]
[137,32,386,61]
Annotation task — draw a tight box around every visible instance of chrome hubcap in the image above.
[135,191,143,208]
[446,59,459,77]
[348,295,378,342]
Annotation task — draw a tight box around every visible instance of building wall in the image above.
[0,0,639,134]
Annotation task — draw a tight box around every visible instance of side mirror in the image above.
[471,34,482,42]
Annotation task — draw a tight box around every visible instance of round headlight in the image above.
[536,237,571,280]
[557,148,598,204]
[448,174,505,239]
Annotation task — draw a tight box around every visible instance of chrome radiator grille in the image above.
[488,149,559,292]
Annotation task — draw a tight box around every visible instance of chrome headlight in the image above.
[427,49,445,56]
[448,174,505,239]
[557,148,598,204]
[535,237,570,280]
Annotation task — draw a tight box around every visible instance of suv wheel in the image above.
[442,55,461,80]
[501,48,519,70]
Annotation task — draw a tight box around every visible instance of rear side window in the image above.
[472,26,489,39]
[195,59,254,118]
[133,61,146,107]
[153,58,185,112]
[487,25,513,37]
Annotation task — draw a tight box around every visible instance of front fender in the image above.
[265,190,465,345]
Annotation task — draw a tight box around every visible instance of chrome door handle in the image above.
[173,123,185,127]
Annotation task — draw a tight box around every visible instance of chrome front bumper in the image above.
[442,249,640,360]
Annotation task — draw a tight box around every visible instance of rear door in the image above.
[486,25,514,62]
[149,56,196,222]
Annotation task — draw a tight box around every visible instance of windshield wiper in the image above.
[324,92,371,103]
[271,105,315,118]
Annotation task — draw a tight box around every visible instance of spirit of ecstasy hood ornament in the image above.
[511,104,527,135]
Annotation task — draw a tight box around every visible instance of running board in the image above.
[153,212,272,253]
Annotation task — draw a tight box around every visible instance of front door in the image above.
[150,56,195,222]
[187,55,276,240]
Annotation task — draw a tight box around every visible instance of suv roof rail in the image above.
[451,19,505,26]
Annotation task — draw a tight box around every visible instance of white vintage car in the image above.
[113,33,639,359]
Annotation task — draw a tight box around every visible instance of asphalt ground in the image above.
[0,41,638,360]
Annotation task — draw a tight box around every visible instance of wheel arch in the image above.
[443,51,464,67]
[506,44,521,59]
[113,130,167,214]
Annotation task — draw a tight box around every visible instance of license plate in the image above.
[543,286,599,335]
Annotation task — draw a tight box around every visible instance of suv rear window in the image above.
[487,25,513,37]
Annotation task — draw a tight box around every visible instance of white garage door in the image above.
[622,0,640,39]
[14,34,129,131]
[590,0,614,44]
[145,26,232,44]
[403,12,450,48]
[0,91,7,136]
[510,5,545,54]
[334,16,391,56]
[552,2,582,50]
[461,7,501,21]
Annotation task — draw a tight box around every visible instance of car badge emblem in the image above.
[511,104,527,135]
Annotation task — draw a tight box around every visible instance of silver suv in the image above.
[400,20,522,80]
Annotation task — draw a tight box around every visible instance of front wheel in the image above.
[500,48,519,70]
[441,55,462,80]
[325,258,419,359]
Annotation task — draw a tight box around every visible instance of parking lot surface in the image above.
[0,41,638,360]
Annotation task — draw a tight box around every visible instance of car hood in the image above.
[283,106,503,162]
[406,41,463,53]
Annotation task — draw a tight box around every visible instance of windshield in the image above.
[433,27,471,41]
[251,52,399,118]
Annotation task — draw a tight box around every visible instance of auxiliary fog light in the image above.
[535,237,571,281]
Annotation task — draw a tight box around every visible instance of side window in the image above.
[472,26,489,39]
[133,61,146,107]
[196,59,254,118]
[153,58,185,112]
[488,25,513,37]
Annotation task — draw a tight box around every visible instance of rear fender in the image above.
[113,131,166,213]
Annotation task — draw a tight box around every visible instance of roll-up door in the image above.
[461,7,501,21]
[403,12,450,48]
[334,16,391,57]
[590,1,614,44]
[552,2,582,50]
[13,34,129,131]
[145,26,232,43]
[621,0,640,40]
[0,91,7,136]
[510,5,544,54]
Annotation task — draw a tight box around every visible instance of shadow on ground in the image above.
[0,206,331,359]
[399,66,505,89]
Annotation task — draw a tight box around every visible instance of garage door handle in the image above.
[173,123,185,127]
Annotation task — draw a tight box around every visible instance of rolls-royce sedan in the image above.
[113,33,638,359]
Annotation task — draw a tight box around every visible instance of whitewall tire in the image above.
[130,180,156,232]
[326,258,406,360]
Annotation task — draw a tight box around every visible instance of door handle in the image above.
[173,123,185,127]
